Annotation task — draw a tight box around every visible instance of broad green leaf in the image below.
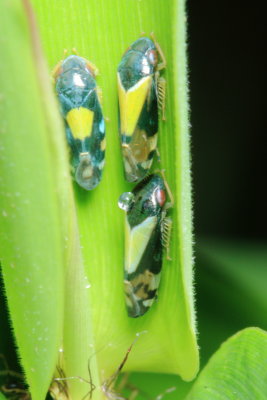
[31,0,198,382]
[1,0,198,398]
[0,0,78,398]
[186,327,267,400]
[0,0,63,396]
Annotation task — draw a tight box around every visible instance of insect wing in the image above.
[117,49,158,182]
[54,55,105,190]
[123,175,167,317]
[124,215,162,317]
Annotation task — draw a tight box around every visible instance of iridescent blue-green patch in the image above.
[118,174,172,317]
[53,55,105,190]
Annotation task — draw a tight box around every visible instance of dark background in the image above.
[188,0,267,368]
[189,0,266,239]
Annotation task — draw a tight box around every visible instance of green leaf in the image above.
[196,240,267,363]
[0,0,74,398]
[32,0,198,380]
[1,0,198,398]
[129,372,194,400]
[186,327,267,400]
[198,240,267,317]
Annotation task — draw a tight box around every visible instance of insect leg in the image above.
[71,47,79,55]
[157,77,167,121]
[161,216,173,261]
[150,33,167,70]
[85,60,99,77]
[102,333,147,399]
[51,59,63,81]
[155,148,161,163]
[103,340,135,393]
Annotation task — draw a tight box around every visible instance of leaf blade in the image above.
[0,0,71,398]
[186,328,267,400]
[30,0,198,383]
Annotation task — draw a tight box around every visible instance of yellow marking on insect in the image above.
[125,216,157,275]
[66,107,94,140]
[100,138,106,151]
[118,74,152,136]
[130,269,160,300]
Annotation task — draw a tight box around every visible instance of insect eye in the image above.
[155,189,166,207]
[147,49,158,66]
[85,63,95,77]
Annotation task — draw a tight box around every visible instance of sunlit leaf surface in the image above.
[0,0,198,398]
